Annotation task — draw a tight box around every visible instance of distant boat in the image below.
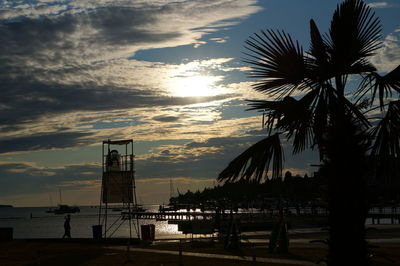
[46,193,55,213]
[46,208,55,213]
[0,204,13,208]
[46,190,80,214]
[121,205,147,216]
[53,204,80,214]
[130,204,147,212]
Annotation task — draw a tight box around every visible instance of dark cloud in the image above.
[152,115,181,122]
[0,5,187,131]
[0,7,180,65]
[136,134,267,179]
[135,133,318,180]
[0,78,229,130]
[0,6,235,152]
[0,132,91,154]
[91,7,181,46]
[0,2,244,155]
[0,162,99,196]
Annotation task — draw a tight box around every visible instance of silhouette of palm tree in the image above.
[218,1,400,265]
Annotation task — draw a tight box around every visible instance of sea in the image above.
[0,205,397,239]
[0,205,181,239]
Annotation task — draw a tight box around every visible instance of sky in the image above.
[0,0,399,207]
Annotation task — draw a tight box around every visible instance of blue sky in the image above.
[0,0,399,206]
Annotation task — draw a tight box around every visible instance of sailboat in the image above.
[46,190,80,214]
[46,193,55,213]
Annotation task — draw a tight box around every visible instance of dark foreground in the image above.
[0,236,399,266]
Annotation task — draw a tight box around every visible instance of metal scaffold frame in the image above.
[98,139,140,239]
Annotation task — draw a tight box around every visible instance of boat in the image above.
[53,204,80,214]
[133,205,147,212]
[46,193,56,213]
[46,190,80,214]
[46,208,55,213]
[120,205,147,218]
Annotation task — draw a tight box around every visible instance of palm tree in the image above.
[218,0,400,265]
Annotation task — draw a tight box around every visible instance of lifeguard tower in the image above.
[97,139,140,239]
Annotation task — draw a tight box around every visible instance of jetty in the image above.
[121,206,400,225]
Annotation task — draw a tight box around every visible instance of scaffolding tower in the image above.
[98,139,140,239]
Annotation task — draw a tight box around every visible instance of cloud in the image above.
[367,2,389,8]
[371,29,400,73]
[209,37,228,43]
[0,132,92,154]
[152,115,182,122]
[0,161,100,196]
[0,1,266,204]
[0,1,260,66]
[0,0,260,140]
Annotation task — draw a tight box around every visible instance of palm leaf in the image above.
[244,30,307,97]
[218,134,283,183]
[327,0,382,71]
[309,19,328,64]
[371,100,400,158]
[357,65,400,109]
[370,100,400,181]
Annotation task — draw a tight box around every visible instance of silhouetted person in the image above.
[62,214,71,238]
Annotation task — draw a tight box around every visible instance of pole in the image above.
[179,239,183,266]
[98,142,104,226]
[104,142,109,238]
[132,140,140,239]
[59,189,62,205]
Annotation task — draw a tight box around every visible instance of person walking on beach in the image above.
[62,214,71,238]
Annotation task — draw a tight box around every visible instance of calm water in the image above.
[0,205,179,239]
[1,206,397,239]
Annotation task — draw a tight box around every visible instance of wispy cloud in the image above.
[367,2,389,8]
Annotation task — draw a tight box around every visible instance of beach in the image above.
[1,224,399,265]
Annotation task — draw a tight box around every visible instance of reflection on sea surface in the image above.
[0,205,180,239]
[0,205,397,239]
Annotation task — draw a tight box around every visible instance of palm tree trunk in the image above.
[327,172,368,265]
[323,116,369,265]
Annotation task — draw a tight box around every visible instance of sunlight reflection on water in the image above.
[0,205,183,239]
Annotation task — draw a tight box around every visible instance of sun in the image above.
[167,60,226,97]
[170,75,219,97]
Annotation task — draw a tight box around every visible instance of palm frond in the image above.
[357,65,400,109]
[371,100,400,158]
[370,100,400,181]
[244,29,307,97]
[309,19,329,66]
[247,90,318,143]
[311,83,370,156]
[327,0,382,70]
[218,134,284,183]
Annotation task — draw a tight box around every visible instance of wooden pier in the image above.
[121,207,400,225]
[370,213,400,225]
[122,211,215,221]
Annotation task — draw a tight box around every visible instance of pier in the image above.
[121,207,400,225]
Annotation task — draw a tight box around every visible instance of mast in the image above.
[170,179,174,199]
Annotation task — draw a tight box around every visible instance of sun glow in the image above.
[167,60,227,97]
[170,75,220,97]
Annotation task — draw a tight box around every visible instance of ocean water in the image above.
[1,206,397,239]
[0,205,179,239]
